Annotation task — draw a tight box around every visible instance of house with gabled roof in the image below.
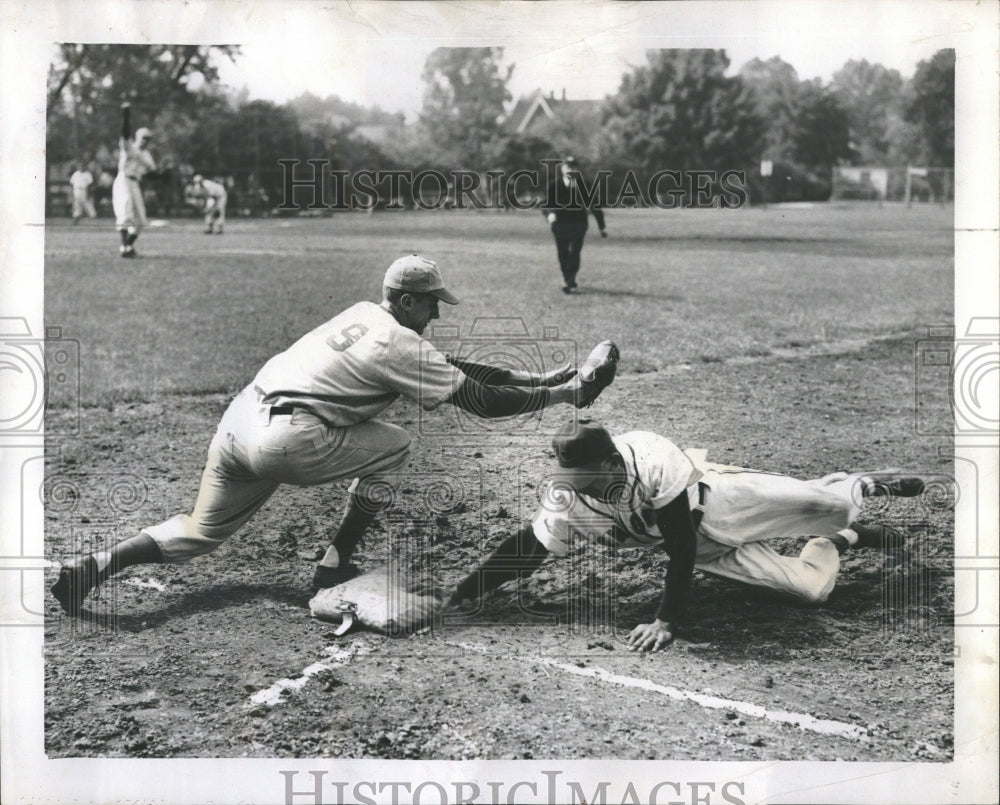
[504,88,604,161]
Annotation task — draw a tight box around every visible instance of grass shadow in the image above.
[577,286,685,301]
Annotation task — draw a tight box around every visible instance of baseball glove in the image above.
[309,564,445,636]
[575,340,620,408]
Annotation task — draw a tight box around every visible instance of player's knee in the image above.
[384,423,412,455]
[797,586,830,606]
[802,495,852,525]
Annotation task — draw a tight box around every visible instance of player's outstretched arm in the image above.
[447,523,549,607]
[447,355,576,388]
[120,102,131,141]
[445,340,617,416]
[445,374,582,417]
[627,493,697,652]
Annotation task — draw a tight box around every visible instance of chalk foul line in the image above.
[247,643,374,707]
[451,641,868,740]
[246,636,869,740]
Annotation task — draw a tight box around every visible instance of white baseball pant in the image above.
[205,192,227,229]
[689,467,864,603]
[112,174,147,232]
[72,189,96,219]
[533,468,864,604]
[142,388,411,562]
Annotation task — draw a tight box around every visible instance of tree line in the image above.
[46,44,954,213]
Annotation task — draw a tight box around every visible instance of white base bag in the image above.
[309,564,445,636]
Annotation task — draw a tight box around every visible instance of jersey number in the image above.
[327,323,368,352]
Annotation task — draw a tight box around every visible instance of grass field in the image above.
[45,204,952,404]
[43,203,956,761]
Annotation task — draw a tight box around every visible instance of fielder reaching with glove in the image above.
[52,255,617,617]
[112,103,156,258]
[187,174,228,234]
[449,419,929,652]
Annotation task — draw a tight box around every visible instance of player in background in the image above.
[449,419,930,652]
[542,156,607,295]
[187,174,228,234]
[68,163,96,223]
[51,255,616,617]
[112,103,156,258]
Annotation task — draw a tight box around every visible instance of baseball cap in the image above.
[562,155,578,166]
[383,254,459,305]
[135,127,152,141]
[552,419,617,468]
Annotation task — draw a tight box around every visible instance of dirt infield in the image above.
[43,207,953,760]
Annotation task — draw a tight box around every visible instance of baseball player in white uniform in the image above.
[112,103,156,257]
[52,256,615,617]
[188,174,228,234]
[449,419,928,652]
[68,165,96,222]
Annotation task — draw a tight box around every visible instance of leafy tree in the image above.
[46,44,239,167]
[419,47,513,167]
[48,44,239,113]
[830,59,905,164]
[904,49,955,166]
[287,92,401,136]
[789,80,853,171]
[495,134,556,175]
[738,56,801,162]
[600,50,765,176]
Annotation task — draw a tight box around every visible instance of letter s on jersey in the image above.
[327,323,369,351]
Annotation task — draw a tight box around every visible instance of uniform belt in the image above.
[270,405,296,416]
[126,175,140,182]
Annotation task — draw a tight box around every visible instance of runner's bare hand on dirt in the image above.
[627,620,674,652]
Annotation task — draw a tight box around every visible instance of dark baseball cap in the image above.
[552,419,617,468]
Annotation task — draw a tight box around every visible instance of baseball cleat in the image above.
[824,533,852,554]
[121,248,136,258]
[852,523,906,552]
[562,286,573,294]
[860,470,925,498]
[51,557,100,616]
[311,563,362,593]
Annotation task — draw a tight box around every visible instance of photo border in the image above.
[2,2,997,803]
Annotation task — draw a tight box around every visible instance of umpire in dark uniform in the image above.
[542,156,607,294]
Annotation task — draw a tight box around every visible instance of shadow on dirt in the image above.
[71,582,312,632]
